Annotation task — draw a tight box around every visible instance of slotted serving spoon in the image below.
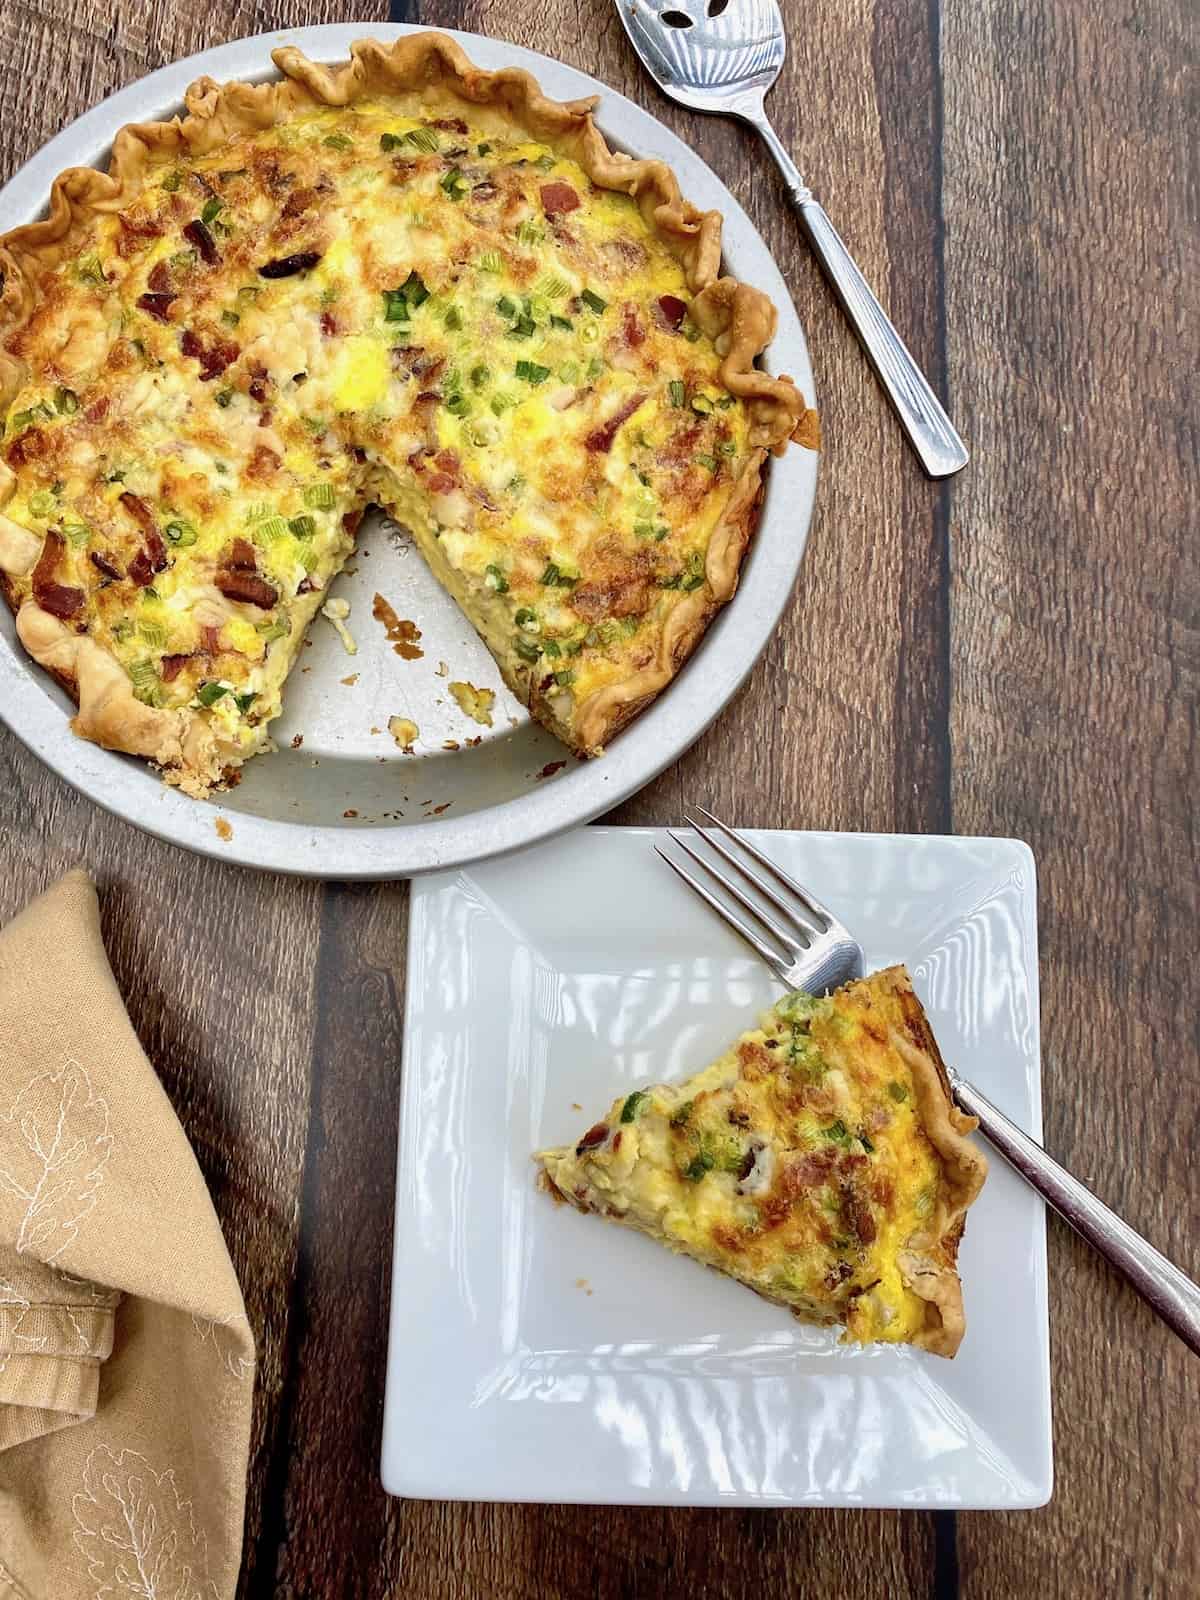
[615,0,968,479]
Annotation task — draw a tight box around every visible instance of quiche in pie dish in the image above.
[537,967,987,1355]
[0,32,815,796]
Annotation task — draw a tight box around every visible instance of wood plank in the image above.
[942,0,1200,1592]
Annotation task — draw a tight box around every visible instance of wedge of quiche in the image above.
[0,33,815,796]
[537,967,987,1356]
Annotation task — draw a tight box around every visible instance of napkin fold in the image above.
[0,871,254,1600]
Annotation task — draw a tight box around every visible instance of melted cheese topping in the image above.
[539,972,949,1347]
[1,89,750,764]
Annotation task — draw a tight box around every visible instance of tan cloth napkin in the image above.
[0,871,254,1600]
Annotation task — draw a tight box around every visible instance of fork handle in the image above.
[749,115,968,479]
[950,1071,1200,1357]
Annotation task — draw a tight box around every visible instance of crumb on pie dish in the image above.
[0,32,817,797]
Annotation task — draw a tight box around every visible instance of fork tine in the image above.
[655,847,792,978]
[690,805,831,931]
[681,804,824,939]
[666,828,804,956]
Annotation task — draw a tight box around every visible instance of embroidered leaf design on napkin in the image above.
[73,1446,212,1600]
[0,1059,112,1261]
[192,1311,255,1382]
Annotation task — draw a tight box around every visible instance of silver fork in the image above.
[615,0,968,480]
[657,807,1200,1357]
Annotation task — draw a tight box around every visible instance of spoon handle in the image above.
[750,113,969,480]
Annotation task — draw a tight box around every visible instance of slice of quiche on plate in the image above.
[0,31,815,797]
[537,965,987,1355]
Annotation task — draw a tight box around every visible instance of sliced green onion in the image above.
[256,515,289,541]
[75,253,105,286]
[476,141,492,155]
[54,386,79,415]
[127,659,159,690]
[693,453,719,474]
[535,153,556,172]
[382,287,411,323]
[580,288,607,314]
[553,668,576,687]
[444,305,463,331]
[490,392,517,416]
[27,489,56,518]
[516,219,544,246]
[379,132,406,152]
[537,274,571,300]
[515,607,540,632]
[690,393,714,415]
[514,360,551,385]
[717,439,737,457]
[400,270,429,308]
[445,392,470,417]
[63,522,91,547]
[256,619,289,642]
[549,314,573,331]
[558,361,579,383]
[237,284,261,303]
[477,250,504,273]
[164,520,197,547]
[439,167,468,200]
[215,388,233,408]
[221,310,240,328]
[484,564,509,593]
[201,196,223,226]
[197,682,229,707]
[235,691,257,712]
[303,483,335,510]
[323,133,354,151]
[161,170,182,192]
[289,514,316,539]
[496,295,518,319]
[515,636,542,664]
[682,321,702,343]
[469,363,491,389]
[540,562,578,588]
[887,1081,909,1103]
[620,1090,648,1123]
[407,126,440,153]
[668,379,686,408]
[541,638,561,658]
[138,620,168,648]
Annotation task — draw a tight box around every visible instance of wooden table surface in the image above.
[1,0,1196,1594]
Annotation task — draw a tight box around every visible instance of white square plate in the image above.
[382,828,1052,1507]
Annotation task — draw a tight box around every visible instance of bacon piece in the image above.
[136,292,175,323]
[147,260,172,294]
[621,303,646,348]
[180,329,239,381]
[116,214,163,257]
[319,310,339,337]
[224,538,258,571]
[160,653,192,682]
[540,181,581,216]
[281,185,321,220]
[183,218,219,264]
[31,532,84,618]
[118,491,157,537]
[89,550,123,580]
[584,391,647,453]
[343,508,364,538]
[4,427,46,467]
[571,572,651,622]
[127,550,155,587]
[216,571,278,609]
[427,473,457,496]
[258,251,321,279]
[246,444,281,481]
[432,116,468,133]
[575,1122,609,1155]
[840,1182,876,1245]
[201,624,223,654]
[85,396,109,425]
[656,293,687,331]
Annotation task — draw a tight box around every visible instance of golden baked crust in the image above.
[537,965,986,1357]
[0,33,817,793]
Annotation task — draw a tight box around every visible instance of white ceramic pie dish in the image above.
[0,23,818,878]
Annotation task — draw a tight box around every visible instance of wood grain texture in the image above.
[942,0,1199,1594]
[0,0,1195,1596]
